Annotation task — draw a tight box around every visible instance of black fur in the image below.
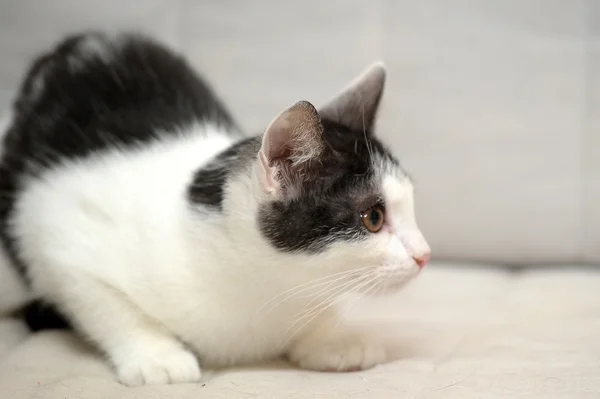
[188,137,260,210]
[22,300,71,332]
[258,119,400,253]
[0,31,240,279]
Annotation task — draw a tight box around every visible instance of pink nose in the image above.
[413,253,431,268]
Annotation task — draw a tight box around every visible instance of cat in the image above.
[0,31,431,386]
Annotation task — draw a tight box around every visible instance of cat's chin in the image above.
[360,266,421,297]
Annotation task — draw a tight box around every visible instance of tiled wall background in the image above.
[0,1,597,265]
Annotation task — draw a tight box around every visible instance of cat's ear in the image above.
[257,100,324,198]
[319,62,386,133]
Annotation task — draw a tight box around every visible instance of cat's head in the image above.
[253,62,430,294]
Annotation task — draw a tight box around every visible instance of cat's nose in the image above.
[413,252,431,268]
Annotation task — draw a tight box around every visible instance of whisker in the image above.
[360,95,374,163]
[295,271,368,315]
[280,276,374,347]
[257,270,364,320]
[333,273,382,329]
[253,266,373,319]
[278,272,377,347]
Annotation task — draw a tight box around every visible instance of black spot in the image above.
[187,137,260,210]
[188,166,228,210]
[22,300,71,332]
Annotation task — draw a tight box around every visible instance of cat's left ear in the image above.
[319,62,386,134]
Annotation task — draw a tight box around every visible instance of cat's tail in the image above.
[0,244,69,330]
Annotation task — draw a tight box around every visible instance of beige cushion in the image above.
[0,265,599,398]
[0,1,597,264]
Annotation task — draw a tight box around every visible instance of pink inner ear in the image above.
[258,149,279,195]
[264,117,293,162]
[261,101,322,163]
[257,101,323,197]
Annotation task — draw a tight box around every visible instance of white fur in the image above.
[76,35,114,61]
[29,73,46,104]
[6,59,431,385]
[8,118,429,385]
[382,174,431,262]
[68,34,116,70]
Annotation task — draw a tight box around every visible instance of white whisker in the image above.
[253,266,373,320]
[278,272,378,348]
[333,272,382,329]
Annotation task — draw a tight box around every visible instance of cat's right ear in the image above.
[257,101,324,198]
[319,62,386,134]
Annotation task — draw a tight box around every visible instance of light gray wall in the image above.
[586,1,600,263]
[0,1,597,265]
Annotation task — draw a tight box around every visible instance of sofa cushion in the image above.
[0,265,598,398]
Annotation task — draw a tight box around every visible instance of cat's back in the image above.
[0,32,240,277]
[3,31,238,170]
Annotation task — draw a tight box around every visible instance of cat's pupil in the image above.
[369,209,380,225]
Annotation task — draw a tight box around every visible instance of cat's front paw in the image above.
[288,332,386,372]
[115,346,201,386]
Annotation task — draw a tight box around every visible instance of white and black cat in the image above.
[0,32,430,386]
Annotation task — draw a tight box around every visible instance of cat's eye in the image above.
[360,205,385,233]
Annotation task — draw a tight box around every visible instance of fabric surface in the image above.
[0,265,598,399]
[0,1,598,265]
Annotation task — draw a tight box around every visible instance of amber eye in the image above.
[360,205,385,233]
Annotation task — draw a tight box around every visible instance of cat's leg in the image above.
[286,311,387,372]
[48,276,201,386]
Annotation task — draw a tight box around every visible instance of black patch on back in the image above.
[258,119,400,253]
[0,31,241,279]
[188,137,260,210]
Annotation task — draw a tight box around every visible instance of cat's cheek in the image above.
[349,232,406,269]
[360,233,423,289]
[381,234,412,264]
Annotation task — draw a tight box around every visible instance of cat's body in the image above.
[0,32,430,386]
